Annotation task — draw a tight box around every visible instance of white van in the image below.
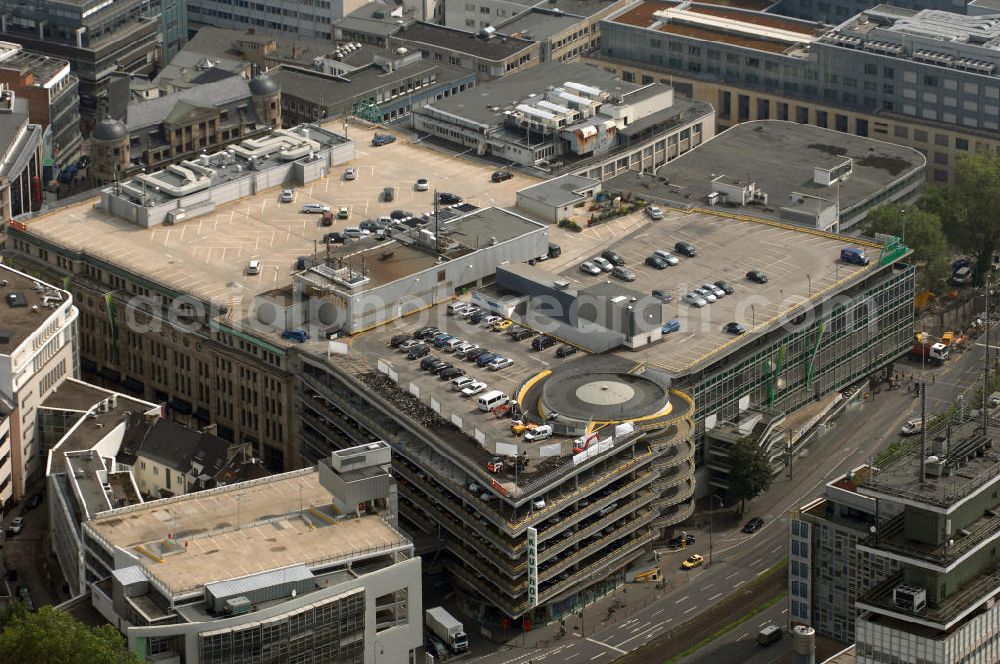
[443,338,464,352]
[452,376,475,391]
[448,302,471,316]
[302,203,330,214]
[524,424,553,442]
[478,390,509,412]
[246,260,261,275]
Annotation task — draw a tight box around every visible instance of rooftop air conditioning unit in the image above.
[893,585,926,612]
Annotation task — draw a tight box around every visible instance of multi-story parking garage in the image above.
[297,350,694,623]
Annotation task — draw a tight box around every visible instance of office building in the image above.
[0,261,78,508]
[790,465,901,643]
[81,441,421,664]
[0,86,43,220]
[269,52,474,126]
[412,60,715,178]
[0,43,81,181]
[586,1,1000,184]
[0,0,174,126]
[851,416,1000,663]
[605,121,925,231]
[186,0,426,41]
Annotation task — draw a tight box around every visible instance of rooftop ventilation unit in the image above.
[893,585,927,613]
[5,291,27,307]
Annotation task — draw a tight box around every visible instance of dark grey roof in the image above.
[191,67,241,86]
[125,76,253,129]
[392,22,536,60]
[91,118,128,141]
[249,75,280,96]
[425,61,633,126]
[609,120,926,218]
[517,174,599,206]
[269,60,471,107]
[334,1,411,37]
[136,418,231,478]
[497,9,583,41]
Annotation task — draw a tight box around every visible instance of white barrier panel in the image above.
[430,398,440,413]
[388,369,398,382]
[328,341,349,356]
[409,383,420,397]
[539,443,561,457]
[573,450,588,466]
[451,414,463,429]
[475,429,486,445]
[377,359,390,374]
[614,422,634,437]
[496,442,518,457]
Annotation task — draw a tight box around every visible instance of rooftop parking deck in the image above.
[18,123,531,310]
[87,470,409,594]
[548,207,873,374]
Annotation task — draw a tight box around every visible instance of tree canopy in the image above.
[864,204,949,290]
[923,151,1000,284]
[727,437,773,514]
[0,606,140,664]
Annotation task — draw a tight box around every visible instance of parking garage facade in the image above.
[296,351,695,625]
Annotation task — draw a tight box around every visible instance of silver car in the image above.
[683,291,708,307]
[591,256,614,272]
[579,261,602,276]
[653,250,680,266]
[694,287,717,303]
[702,282,726,298]
[612,265,637,282]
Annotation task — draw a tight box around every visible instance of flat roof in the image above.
[0,263,70,354]
[300,207,544,293]
[269,59,471,106]
[498,10,584,40]
[518,174,599,207]
[861,420,1000,508]
[0,48,70,83]
[426,60,633,127]
[86,470,409,594]
[15,120,531,315]
[392,22,536,60]
[555,207,876,375]
[607,121,925,222]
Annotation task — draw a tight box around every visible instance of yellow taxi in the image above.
[681,554,704,570]
[493,319,514,332]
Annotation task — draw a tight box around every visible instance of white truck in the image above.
[426,607,468,653]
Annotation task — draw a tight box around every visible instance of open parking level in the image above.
[21,120,534,311]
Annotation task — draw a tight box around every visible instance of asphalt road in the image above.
[468,318,999,664]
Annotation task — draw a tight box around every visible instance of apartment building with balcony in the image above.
[852,416,1000,663]
[585,1,1000,184]
[0,42,81,181]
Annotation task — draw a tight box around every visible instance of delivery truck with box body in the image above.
[426,607,468,653]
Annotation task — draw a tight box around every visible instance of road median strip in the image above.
[614,559,788,664]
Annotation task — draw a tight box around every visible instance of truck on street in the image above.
[426,607,468,653]
[910,333,949,366]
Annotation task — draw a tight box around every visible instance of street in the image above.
[1,486,64,610]
[466,316,999,664]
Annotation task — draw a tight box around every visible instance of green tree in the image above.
[0,606,140,664]
[864,204,950,290]
[924,152,1000,285]
[727,436,773,514]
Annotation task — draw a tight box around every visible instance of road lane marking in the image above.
[708,593,722,601]
[750,558,762,566]
[590,654,605,661]
[683,606,697,614]
[585,638,627,655]
[734,580,745,587]
[701,583,713,590]
[565,654,579,660]
[771,545,783,553]
[674,595,689,604]
[726,572,740,580]
[650,609,664,618]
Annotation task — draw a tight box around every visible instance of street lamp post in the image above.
[708,494,724,566]
[899,207,906,245]
[751,304,756,329]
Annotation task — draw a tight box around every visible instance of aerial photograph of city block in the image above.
[1,1,999,662]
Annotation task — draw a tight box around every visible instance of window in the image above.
[955,138,969,151]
